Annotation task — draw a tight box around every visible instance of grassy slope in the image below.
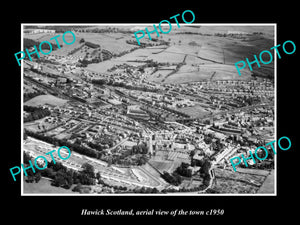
[24,94,68,107]
[23,178,74,194]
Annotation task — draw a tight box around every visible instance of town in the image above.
[22,24,275,194]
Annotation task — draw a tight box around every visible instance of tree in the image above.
[52,171,66,187]
[52,170,73,189]
[72,183,82,192]
[23,152,32,162]
[189,150,195,158]
[23,131,28,140]
[82,163,95,178]
[41,168,56,179]
[34,172,41,183]
[96,172,101,180]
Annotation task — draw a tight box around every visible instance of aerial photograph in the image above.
[21,24,275,195]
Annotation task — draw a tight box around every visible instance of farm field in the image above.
[86,47,165,73]
[76,32,136,54]
[211,167,272,194]
[24,25,274,80]
[148,70,174,83]
[198,44,224,64]
[163,64,252,84]
[26,32,82,57]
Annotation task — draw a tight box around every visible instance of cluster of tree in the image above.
[43,161,96,189]
[42,26,88,33]
[76,27,119,33]
[190,157,212,185]
[24,90,45,102]
[104,152,148,167]
[23,105,51,122]
[97,179,159,194]
[175,162,192,177]
[188,41,200,46]
[85,41,100,49]
[126,40,166,48]
[86,141,103,151]
[210,138,225,152]
[131,143,148,154]
[24,38,59,51]
[200,159,212,176]
[135,155,148,166]
[214,33,249,38]
[23,152,42,183]
[161,171,182,186]
[131,186,159,194]
[72,184,92,193]
[112,46,139,57]
[25,130,100,159]
[91,79,106,85]
[203,133,214,144]
[175,32,212,36]
[78,58,100,67]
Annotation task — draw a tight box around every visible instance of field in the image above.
[25,25,274,81]
[23,177,74,194]
[175,105,210,118]
[24,31,138,58]
[86,47,165,73]
[148,160,175,173]
[148,70,174,82]
[211,167,274,194]
[169,64,252,82]
[24,94,69,107]
[257,170,275,193]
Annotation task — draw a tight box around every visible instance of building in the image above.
[127,105,150,120]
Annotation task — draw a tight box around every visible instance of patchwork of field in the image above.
[25,26,274,81]
[24,32,82,57]
[163,65,251,83]
[86,47,166,73]
[76,33,136,54]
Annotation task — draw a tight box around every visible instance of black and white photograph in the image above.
[4,4,299,224]
[20,24,276,196]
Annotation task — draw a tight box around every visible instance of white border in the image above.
[21,23,277,196]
